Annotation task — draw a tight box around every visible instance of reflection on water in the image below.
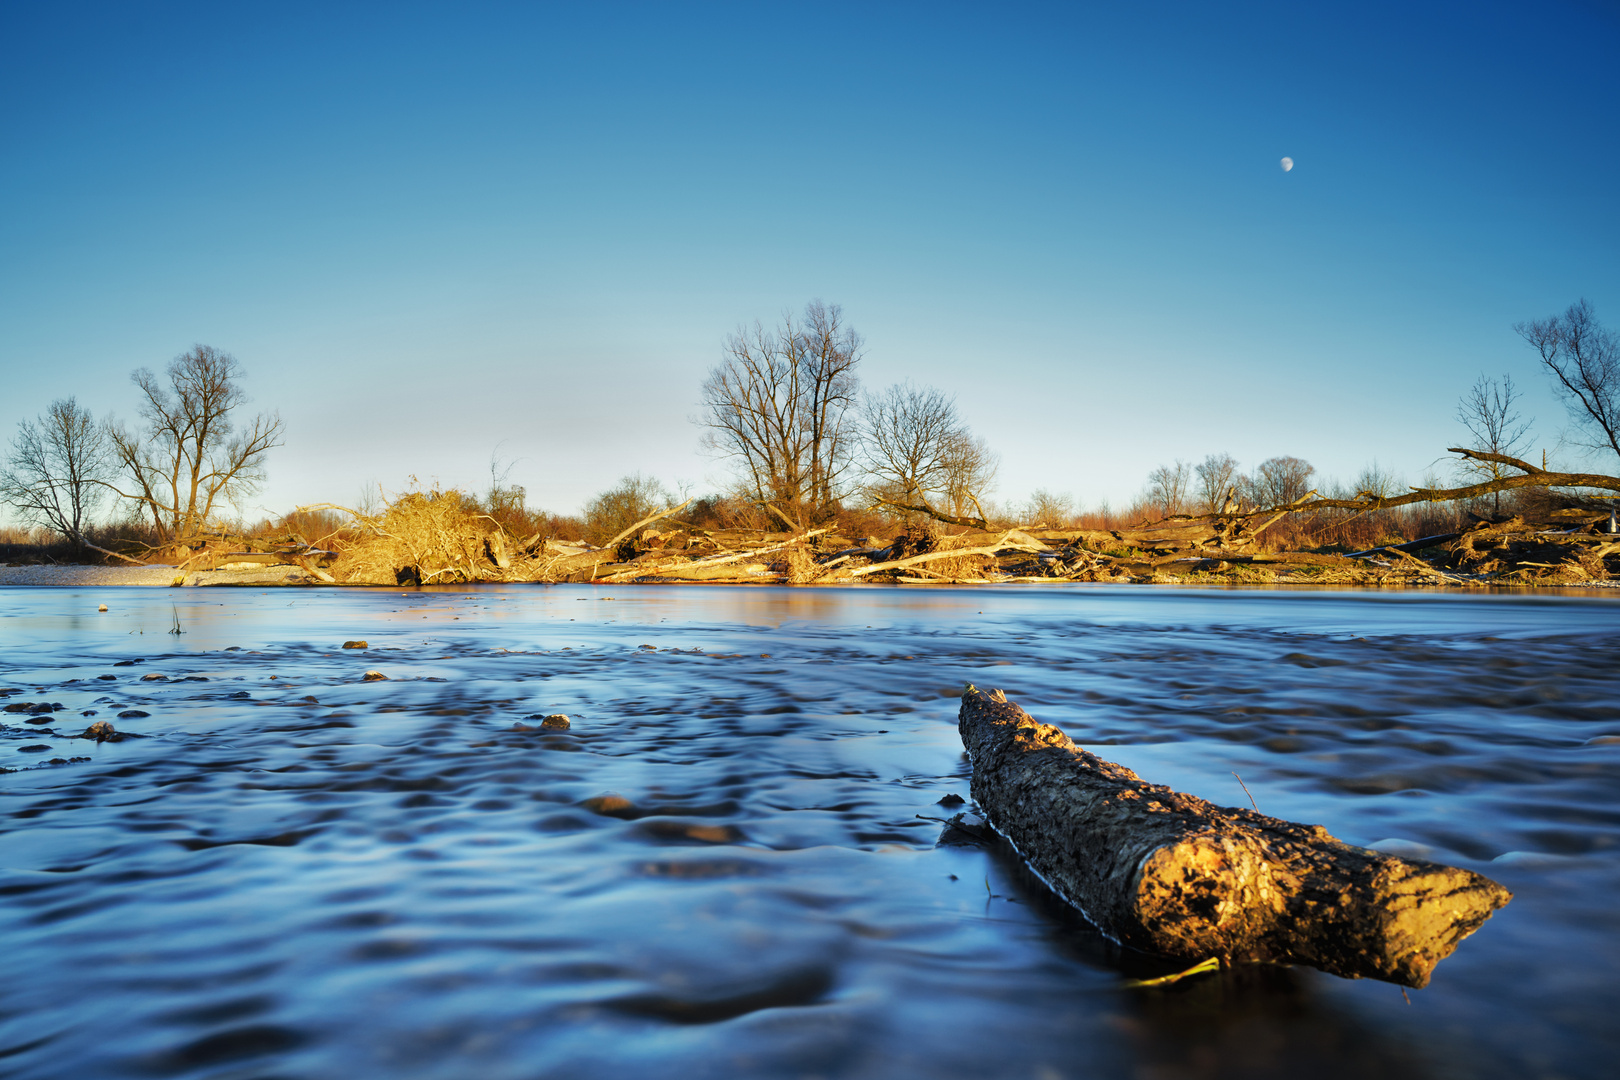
[2,584,1618,1079]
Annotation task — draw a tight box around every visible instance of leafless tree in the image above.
[860,382,959,504]
[1245,455,1316,509]
[1145,460,1192,515]
[1517,299,1619,463]
[486,447,527,517]
[1455,373,1534,511]
[1195,453,1239,512]
[583,473,671,545]
[798,301,863,510]
[698,301,861,526]
[106,345,284,549]
[1350,460,1402,500]
[1019,488,1075,528]
[940,431,999,519]
[859,381,999,523]
[0,397,112,550]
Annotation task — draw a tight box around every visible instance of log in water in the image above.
[959,686,1512,987]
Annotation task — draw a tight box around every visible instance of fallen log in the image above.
[958,686,1510,987]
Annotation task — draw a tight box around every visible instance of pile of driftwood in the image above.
[263,449,1616,587]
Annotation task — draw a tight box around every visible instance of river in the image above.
[2,584,1617,1079]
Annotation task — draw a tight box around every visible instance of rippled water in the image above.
[2,584,1618,1079]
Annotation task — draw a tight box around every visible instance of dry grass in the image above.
[774,544,821,583]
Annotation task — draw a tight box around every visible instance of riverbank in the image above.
[2,562,1615,588]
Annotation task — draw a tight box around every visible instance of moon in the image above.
[1280,157,1294,172]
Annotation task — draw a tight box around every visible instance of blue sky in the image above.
[3,1,1617,523]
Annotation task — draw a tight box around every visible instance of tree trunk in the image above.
[958,687,1510,988]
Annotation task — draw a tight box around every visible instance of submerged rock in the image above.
[513,714,572,732]
[582,793,636,818]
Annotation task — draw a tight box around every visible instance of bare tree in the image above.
[859,381,1000,525]
[0,397,112,550]
[1019,488,1075,528]
[1245,455,1316,509]
[1195,453,1239,512]
[1350,460,1402,500]
[1455,374,1534,512]
[698,302,861,526]
[798,301,863,510]
[1516,299,1620,464]
[940,431,999,519]
[106,345,284,550]
[583,473,671,545]
[1145,460,1192,515]
[860,382,959,504]
[486,447,527,517]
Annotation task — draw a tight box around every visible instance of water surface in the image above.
[2,585,1618,1079]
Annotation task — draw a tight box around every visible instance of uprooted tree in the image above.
[106,345,284,555]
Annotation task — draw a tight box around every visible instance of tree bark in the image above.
[958,687,1510,988]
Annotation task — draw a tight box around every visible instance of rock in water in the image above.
[362,670,388,682]
[958,685,1510,988]
[342,640,368,649]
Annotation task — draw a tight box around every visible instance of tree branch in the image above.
[869,496,989,530]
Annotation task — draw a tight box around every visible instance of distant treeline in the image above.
[3,299,1617,565]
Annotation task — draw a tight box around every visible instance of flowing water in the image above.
[2,584,1618,1080]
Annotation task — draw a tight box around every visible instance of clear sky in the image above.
[3,1,1617,524]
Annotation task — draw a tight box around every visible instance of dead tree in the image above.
[959,687,1510,987]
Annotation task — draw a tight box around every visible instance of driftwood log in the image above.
[959,687,1511,987]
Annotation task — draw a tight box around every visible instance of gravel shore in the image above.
[0,565,181,586]
[0,565,314,587]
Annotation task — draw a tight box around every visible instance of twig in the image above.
[1124,957,1221,989]
[1232,771,1259,812]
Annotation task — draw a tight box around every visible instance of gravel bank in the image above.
[0,565,181,586]
[0,565,317,587]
